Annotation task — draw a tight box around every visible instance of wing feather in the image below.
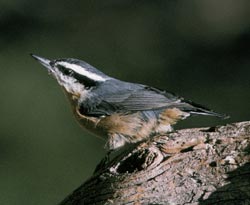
[78,80,227,119]
[79,83,181,117]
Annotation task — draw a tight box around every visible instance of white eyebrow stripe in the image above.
[57,62,107,82]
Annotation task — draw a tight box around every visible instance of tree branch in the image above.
[59,121,250,205]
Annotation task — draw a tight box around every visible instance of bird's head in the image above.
[31,54,110,99]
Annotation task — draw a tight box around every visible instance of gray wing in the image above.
[79,82,183,117]
[79,80,228,118]
[103,86,181,111]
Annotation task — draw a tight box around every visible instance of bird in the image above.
[31,54,229,151]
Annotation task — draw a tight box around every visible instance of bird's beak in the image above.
[31,54,54,73]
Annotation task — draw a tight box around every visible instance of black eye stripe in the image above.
[57,65,73,76]
[56,64,98,87]
[73,73,98,87]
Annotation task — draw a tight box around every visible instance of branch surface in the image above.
[59,121,250,205]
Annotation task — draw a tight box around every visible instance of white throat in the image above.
[55,73,85,95]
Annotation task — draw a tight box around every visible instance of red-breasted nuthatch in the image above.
[31,54,228,150]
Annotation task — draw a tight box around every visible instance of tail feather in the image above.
[181,99,230,119]
[190,109,230,119]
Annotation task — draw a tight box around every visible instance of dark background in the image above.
[1,1,250,204]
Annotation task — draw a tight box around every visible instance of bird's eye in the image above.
[57,65,74,76]
[68,70,74,76]
[62,69,72,76]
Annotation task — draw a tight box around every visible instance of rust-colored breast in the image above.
[98,113,142,135]
[73,104,189,150]
[159,108,188,125]
[75,108,157,143]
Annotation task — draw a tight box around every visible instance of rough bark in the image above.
[59,121,250,205]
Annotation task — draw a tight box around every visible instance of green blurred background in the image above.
[1,0,250,204]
